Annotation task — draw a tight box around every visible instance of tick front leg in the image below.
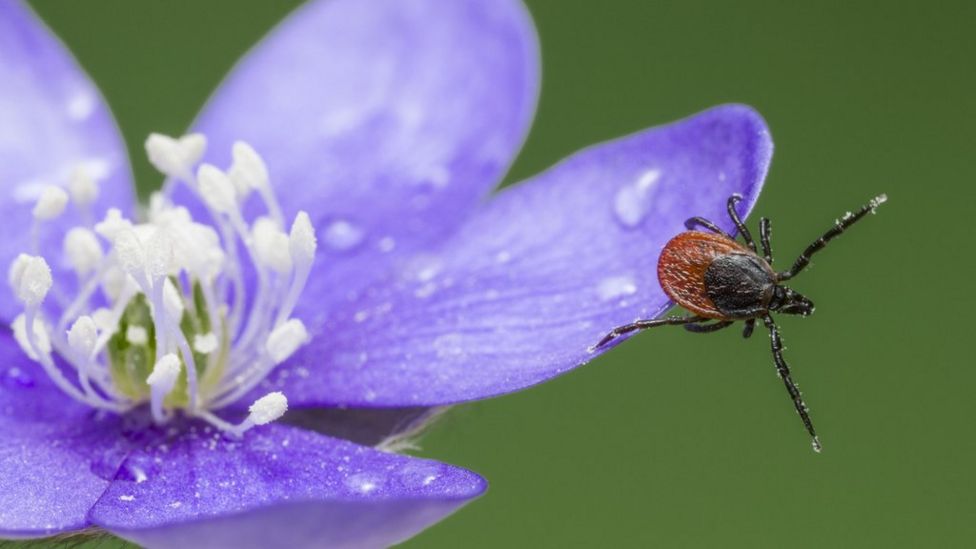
[684,217,734,240]
[594,315,705,349]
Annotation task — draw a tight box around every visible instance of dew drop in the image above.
[399,463,441,488]
[3,367,34,388]
[90,444,129,481]
[345,472,384,494]
[597,275,638,301]
[116,453,159,483]
[613,169,661,229]
[414,282,437,299]
[321,219,365,252]
[377,237,396,253]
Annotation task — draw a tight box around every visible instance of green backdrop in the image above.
[19,0,976,547]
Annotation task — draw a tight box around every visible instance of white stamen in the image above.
[94,208,132,241]
[10,255,52,305]
[91,308,116,333]
[228,141,269,199]
[32,186,69,220]
[147,353,182,424]
[100,266,130,302]
[146,353,181,393]
[162,278,185,320]
[7,136,314,433]
[253,217,293,274]
[247,391,288,425]
[289,211,317,266]
[67,315,98,358]
[146,133,207,181]
[68,167,99,206]
[266,319,308,363]
[197,164,238,214]
[12,313,51,361]
[113,229,148,282]
[194,332,219,354]
[126,325,148,345]
[144,229,174,280]
[63,228,104,276]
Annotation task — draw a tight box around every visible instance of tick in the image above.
[596,193,887,451]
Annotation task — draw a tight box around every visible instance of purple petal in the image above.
[181,0,539,311]
[0,331,127,538]
[263,105,772,406]
[0,0,134,321]
[91,424,486,549]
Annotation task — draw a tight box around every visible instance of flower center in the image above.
[8,134,317,436]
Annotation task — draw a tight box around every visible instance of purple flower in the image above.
[0,0,771,547]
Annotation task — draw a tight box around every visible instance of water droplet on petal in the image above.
[597,275,638,301]
[377,237,396,253]
[613,169,661,229]
[321,219,365,252]
[90,443,130,480]
[399,462,441,488]
[345,472,384,494]
[414,282,437,299]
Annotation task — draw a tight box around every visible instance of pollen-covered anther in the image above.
[266,319,309,363]
[147,354,182,423]
[253,217,293,274]
[145,132,207,181]
[289,211,317,267]
[32,186,69,220]
[194,332,219,354]
[68,166,99,206]
[228,141,269,199]
[63,227,104,276]
[67,315,98,358]
[9,254,52,306]
[197,164,238,214]
[248,391,288,425]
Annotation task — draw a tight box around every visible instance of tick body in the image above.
[596,193,887,452]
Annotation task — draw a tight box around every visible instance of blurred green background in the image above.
[22,0,975,547]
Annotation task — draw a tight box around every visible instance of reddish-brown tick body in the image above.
[658,231,774,320]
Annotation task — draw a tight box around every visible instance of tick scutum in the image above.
[703,253,775,319]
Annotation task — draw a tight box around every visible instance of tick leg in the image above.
[684,217,734,239]
[778,194,886,281]
[759,217,772,264]
[684,320,734,333]
[595,315,705,349]
[742,318,756,339]
[763,315,822,452]
[727,194,758,252]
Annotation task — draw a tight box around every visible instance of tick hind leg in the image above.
[684,319,734,333]
[763,315,822,452]
[594,315,706,349]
